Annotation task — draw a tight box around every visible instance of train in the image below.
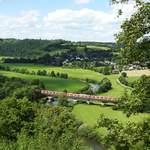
[41,90,117,103]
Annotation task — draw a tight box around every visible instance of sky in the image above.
[0,0,136,42]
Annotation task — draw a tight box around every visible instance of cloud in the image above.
[74,0,94,4]
[0,3,136,41]
[0,10,40,38]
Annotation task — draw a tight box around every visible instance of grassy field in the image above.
[0,63,127,97]
[0,70,87,92]
[73,104,149,126]
[127,76,139,83]
[49,49,69,56]
[87,45,111,51]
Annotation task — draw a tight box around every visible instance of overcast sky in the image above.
[0,0,136,42]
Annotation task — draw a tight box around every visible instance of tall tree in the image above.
[111,0,150,67]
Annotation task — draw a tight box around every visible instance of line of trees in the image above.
[0,66,68,79]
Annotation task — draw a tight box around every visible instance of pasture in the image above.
[87,45,111,51]
[0,63,126,97]
[0,70,87,92]
[73,104,149,126]
[127,76,139,83]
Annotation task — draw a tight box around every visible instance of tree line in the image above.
[0,65,68,79]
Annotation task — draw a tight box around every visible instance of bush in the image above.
[121,72,127,78]
[102,66,112,75]
[118,75,128,86]
[37,70,47,76]
[78,124,101,143]
[58,96,69,107]
[60,73,68,79]
[56,72,60,77]
[98,78,112,93]
[50,71,56,77]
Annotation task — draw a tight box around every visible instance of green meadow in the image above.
[0,70,87,92]
[73,104,149,126]
[0,63,128,97]
[127,76,139,82]
[87,45,111,51]
[73,104,149,138]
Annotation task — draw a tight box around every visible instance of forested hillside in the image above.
[0,39,114,66]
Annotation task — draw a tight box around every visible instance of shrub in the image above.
[118,75,128,86]
[121,72,127,78]
[98,78,112,93]
[50,71,56,77]
[102,66,112,75]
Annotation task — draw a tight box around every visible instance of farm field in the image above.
[125,70,150,77]
[0,70,87,92]
[0,63,126,97]
[73,104,149,126]
[87,45,111,51]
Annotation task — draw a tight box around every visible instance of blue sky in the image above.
[0,0,110,14]
[0,0,135,41]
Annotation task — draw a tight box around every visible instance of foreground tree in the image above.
[111,0,150,67]
[110,0,150,115]
[118,75,150,116]
[97,115,150,150]
[0,97,84,150]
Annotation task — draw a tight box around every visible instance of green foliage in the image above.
[0,75,28,99]
[97,115,150,150]
[50,70,56,77]
[121,72,127,78]
[102,66,112,75]
[0,39,114,67]
[98,78,112,93]
[0,96,84,150]
[115,1,150,67]
[0,75,44,101]
[32,105,83,150]
[37,70,47,76]
[0,97,35,140]
[118,75,128,86]
[118,75,150,115]
[13,87,44,102]
[58,96,69,107]
[78,124,101,143]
